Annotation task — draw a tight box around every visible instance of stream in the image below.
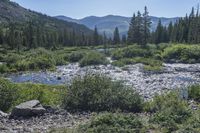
[6,63,200,99]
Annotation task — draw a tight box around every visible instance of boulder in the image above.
[11,100,46,118]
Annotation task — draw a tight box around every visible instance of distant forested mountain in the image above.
[55,15,179,37]
[0,0,97,49]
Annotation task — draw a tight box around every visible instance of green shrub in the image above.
[78,113,144,133]
[0,64,8,73]
[54,54,68,66]
[111,45,150,60]
[0,54,5,61]
[5,53,23,64]
[111,58,135,67]
[182,110,200,132]
[29,56,56,70]
[143,64,162,71]
[157,43,172,51]
[68,51,85,62]
[0,78,18,112]
[162,44,200,63]
[146,92,192,132]
[188,85,200,102]
[14,60,29,71]
[112,45,157,60]
[79,52,108,67]
[62,73,143,112]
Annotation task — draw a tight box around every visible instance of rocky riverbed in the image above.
[0,108,92,133]
[2,63,200,133]
[7,63,200,99]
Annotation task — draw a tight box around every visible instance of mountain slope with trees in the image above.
[0,0,99,49]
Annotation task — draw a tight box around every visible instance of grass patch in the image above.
[0,47,109,73]
[0,64,8,73]
[145,91,192,132]
[162,44,200,63]
[68,51,85,62]
[111,45,152,60]
[0,78,66,112]
[0,78,18,112]
[16,83,66,107]
[111,45,163,71]
[78,113,145,133]
[189,85,200,102]
[79,52,108,67]
[112,57,163,71]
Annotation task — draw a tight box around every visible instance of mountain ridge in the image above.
[0,0,93,35]
[55,15,179,37]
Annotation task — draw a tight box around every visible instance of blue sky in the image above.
[11,0,199,19]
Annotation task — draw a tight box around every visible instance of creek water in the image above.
[6,63,200,99]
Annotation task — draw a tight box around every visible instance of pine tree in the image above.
[0,27,3,44]
[27,21,35,49]
[36,26,42,47]
[81,32,86,45]
[93,26,99,45]
[113,27,120,45]
[72,29,76,46]
[128,13,136,44]
[103,32,108,54]
[15,31,22,52]
[8,23,15,49]
[103,31,107,45]
[127,11,144,45]
[143,6,151,46]
[122,34,127,45]
[188,7,196,43]
[135,11,144,45]
[171,23,178,42]
[154,19,163,44]
[196,4,200,43]
[197,13,200,43]
[167,22,173,42]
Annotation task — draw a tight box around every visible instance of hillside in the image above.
[0,0,93,35]
[55,15,178,37]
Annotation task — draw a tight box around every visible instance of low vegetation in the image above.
[68,51,85,62]
[162,44,200,63]
[1,72,200,132]
[0,47,108,73]
[111,45,153,60]
[0,78,65,112]
[111,44,200,72]
[0,78,18,112]
[57,88,200,133]
[188,85,200,102]
[111,45,163,71]
[112,57,163,71]
[79,52,108,67]
[62,73,143,112]
[1,43,200,74]
[146,92,192,132]
[0,48,64,73]
[78,113,144,133]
